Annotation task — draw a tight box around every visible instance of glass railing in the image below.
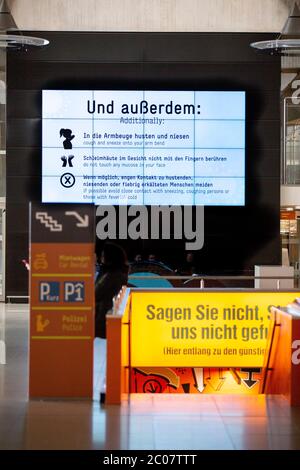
[127,274,299,289]
[282,97,300,184]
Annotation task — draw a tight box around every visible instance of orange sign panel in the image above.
[281,210,296,220]
[130,291,300,367]
[29,205,95,398]
[131,367,263,395]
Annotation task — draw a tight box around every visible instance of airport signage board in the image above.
[29,203,95,397]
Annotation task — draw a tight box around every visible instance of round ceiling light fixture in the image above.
[0,0,49,49]
[251,2,300,56]
[0,34,49,49]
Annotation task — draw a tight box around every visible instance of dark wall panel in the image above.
[6,149,41,177]
[7,119,41,148]
[6,176,41,202]
[10,32,278,64]
[6,32,281,296]
[8,62,280,90]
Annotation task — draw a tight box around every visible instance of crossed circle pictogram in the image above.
[60,172,75,188]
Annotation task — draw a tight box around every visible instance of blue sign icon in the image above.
[39,281,60,302]
[64,282,85,302]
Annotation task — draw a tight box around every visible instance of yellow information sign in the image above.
[130,291,299,367]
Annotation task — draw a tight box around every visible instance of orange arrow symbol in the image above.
[206,368,226,391]
[193,367,206,393]
[241,368,261,389]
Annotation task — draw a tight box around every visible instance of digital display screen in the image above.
[42,90,245,205]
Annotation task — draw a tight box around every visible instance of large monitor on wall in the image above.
[42,90,246,205]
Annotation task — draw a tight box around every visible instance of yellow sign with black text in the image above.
[130,291,300,367]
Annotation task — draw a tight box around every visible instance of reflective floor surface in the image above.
[1,304,300,450]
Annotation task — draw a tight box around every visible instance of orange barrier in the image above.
[261,307,300,406]
[106,289,131,405]
[105,289,300,404]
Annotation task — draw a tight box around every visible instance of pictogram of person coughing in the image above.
[60,128,75,149]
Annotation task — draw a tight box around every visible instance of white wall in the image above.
[281,185,300,206]
[9,0,292,32]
